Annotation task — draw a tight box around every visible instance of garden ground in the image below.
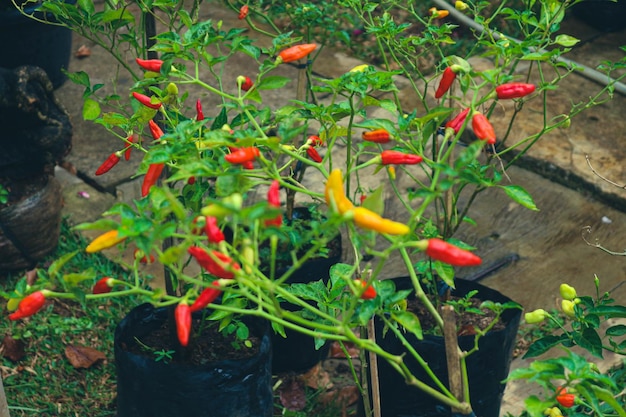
[10,0,626,415]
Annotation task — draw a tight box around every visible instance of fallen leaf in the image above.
[26,269,38,286]
[2,335,26,362]
[75,45,91,58]
[278,375,306,411]
[65,345,106,369]
[319,385,360,408]
[299,361,332,390]
[329,341,360,358]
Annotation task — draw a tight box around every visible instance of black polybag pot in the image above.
[0,1,74,89]
[268,207,342,374]
[571,0,626,31]
[114,303,273,417]
[374,277,521,417]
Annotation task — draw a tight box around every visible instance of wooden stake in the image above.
[0,375,10,417]
[367,318,382,417]
[442,305,463,413]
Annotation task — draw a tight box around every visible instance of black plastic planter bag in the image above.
[114,304,273,417]
[374,278,522,417]
[0,1,74,89]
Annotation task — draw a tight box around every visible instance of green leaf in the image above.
[523,334,565,358]
[361,185,384,215]
[210,107,228,131]
[82,99,101,121]
[48,251,79,280]
[62,270,96,286]
[573,327,603,358]
[555,34,580,47]
[392,310,423,340]
[606,324,626,336]
[588,305,626,318]
[257,75,291,90]
[500,185,538,211]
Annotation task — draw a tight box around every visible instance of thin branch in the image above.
[585,155,626,189]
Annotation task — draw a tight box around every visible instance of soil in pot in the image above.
[372,277,522,417]
[114,303,273,417]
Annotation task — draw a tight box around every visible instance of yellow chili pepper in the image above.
[325,169,354,214]
[429,7,450,19]
[455,1,468,11]
[85,230,127,253]
[352,207,409,235]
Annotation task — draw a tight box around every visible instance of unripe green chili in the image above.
[524,308,548,324]
[559,283,577,300]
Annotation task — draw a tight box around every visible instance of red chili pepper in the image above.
[190,281,222,312]
[265,180,282,227]
[124,134,136,161]
[205,216,225,243]
[362,129,391,143]
[495,83,536,100]
[240,76,254,92]
[435,67,457,99]
[556,387,576,408]
[424,238,482,267]
[196,99,204,121]
[188,246,241,279]
[141,163,165,197]
[309,135,323,146]
[133,249,155,264]
[238,4,249,19]
[355,279,377,299]
[135,58,164,73]
[148,119,164,140]
[175,303,192,347]
[132,92,162,110]
[445,108,471,134]
[472,113,496,144]
[93,277,114,294]
[278,44,317,63]
[307,147,323,163]
[225,147,260,165]
[380,150,423,165]
[187,176,196,185]
[95,152,121,176]
[9,291,46,320]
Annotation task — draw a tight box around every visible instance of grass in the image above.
[1,219,138,416]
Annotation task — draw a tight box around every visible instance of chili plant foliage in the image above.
[6,0,626,416]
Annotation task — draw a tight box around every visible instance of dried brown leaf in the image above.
[65,345,106,369]
[299,361,333,390]
[75,45,92,58]
[329,341,360,358]
[319,385,360,408]
[2,334,25,362]
[25,269,37,286]
[278,375,306,411]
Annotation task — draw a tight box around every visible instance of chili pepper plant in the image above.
[5,0,626,415]
[507,277,626,417]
